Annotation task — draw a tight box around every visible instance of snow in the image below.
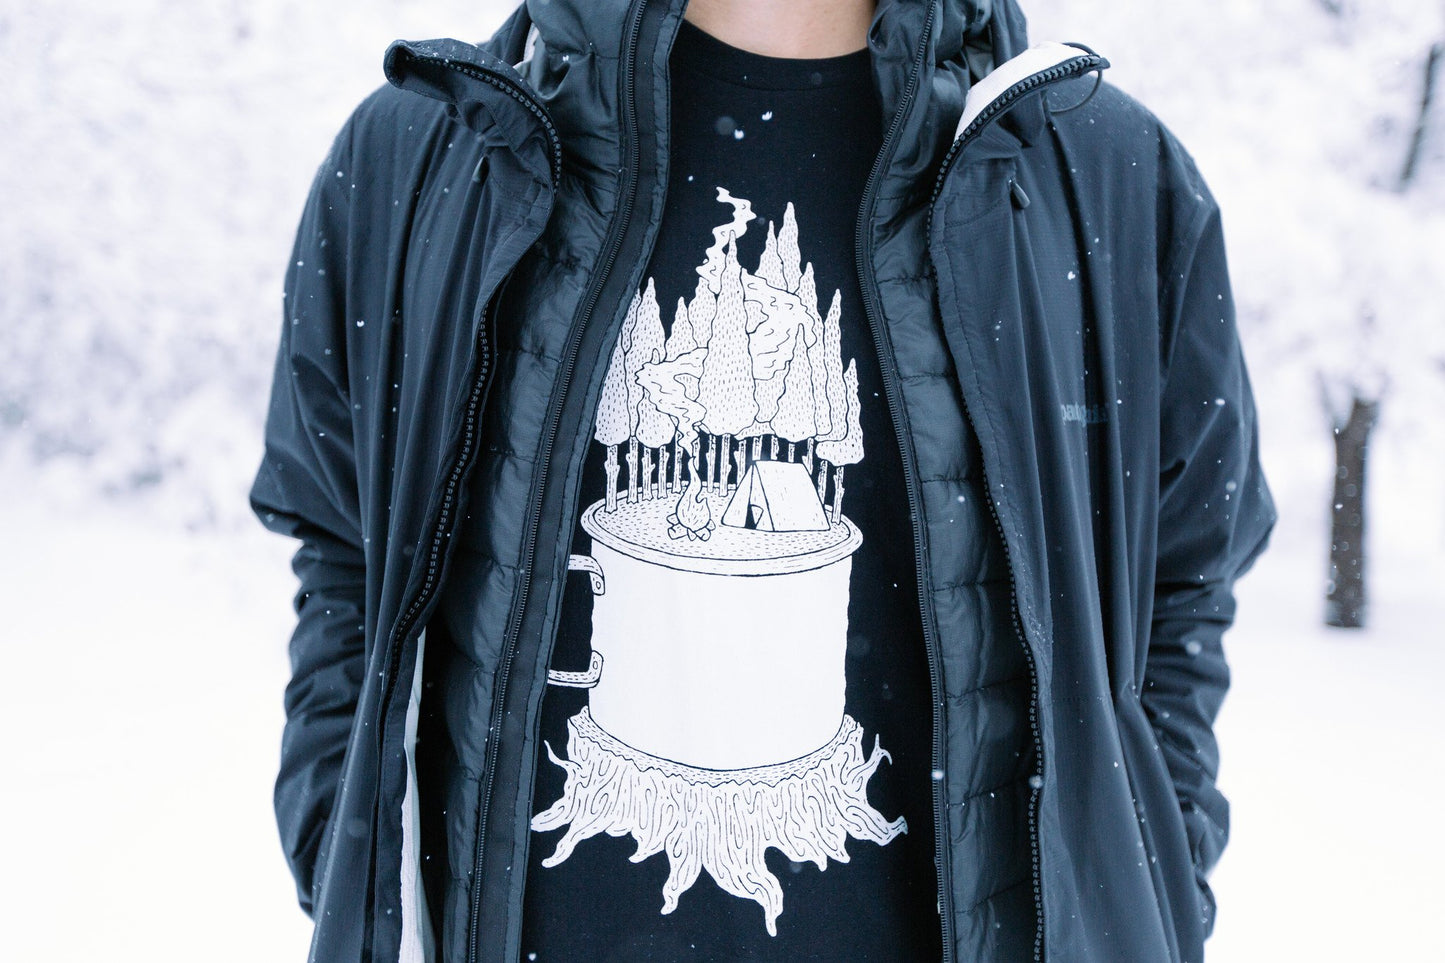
[3,0,1443,959]
[0,486,310,960]
[1211,534,1445,962]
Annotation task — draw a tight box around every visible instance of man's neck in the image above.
[682,0,875,59]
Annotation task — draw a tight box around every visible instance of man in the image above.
[252,0,1274,960]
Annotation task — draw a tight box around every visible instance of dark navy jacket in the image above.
[251,1,1274,959]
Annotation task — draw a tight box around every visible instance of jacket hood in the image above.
[498,0,1029,208]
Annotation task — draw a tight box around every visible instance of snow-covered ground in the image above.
[1210,533,1445,961]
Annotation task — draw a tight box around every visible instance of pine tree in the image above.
[618,288,641,356]
[819,291,848,442]
[616,290,644,501]
[816,358,863,466]
[687,275,716,346]
[806,288,833,440]
[636,352,676,491]
[697,239,759,487]
[667,297,697,357]
[668,298,702,413]
[627,280,670,500]
[798,262,819,336]
[757,221,786,290]
[594,314,632,512]
[773,322,818,461]
[778,202,802,293]
[817,359,864,520]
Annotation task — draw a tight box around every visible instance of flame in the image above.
[666,470,714,541]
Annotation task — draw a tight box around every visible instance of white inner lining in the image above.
[954,41,1090,141]
[400,629,434,963]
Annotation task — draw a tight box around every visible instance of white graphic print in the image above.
[533,190,902,937]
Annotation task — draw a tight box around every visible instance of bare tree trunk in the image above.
[626,437,639,503]
[1399,42,1443,189]
[604,444,620,512]
[1326,394,1380,628]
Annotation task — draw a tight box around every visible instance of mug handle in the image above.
[547,650,603,689]
[545,554,606,688]
[567,553,605,596]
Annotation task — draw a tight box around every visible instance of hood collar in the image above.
[502,0,1032,195]
[516,0,1032,103]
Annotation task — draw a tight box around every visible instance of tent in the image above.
[721,460,829,532]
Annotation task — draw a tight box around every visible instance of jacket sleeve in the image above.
[1145,191,1275,936]
[249,121,367,917]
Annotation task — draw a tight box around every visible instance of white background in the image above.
[2,0,1442,959]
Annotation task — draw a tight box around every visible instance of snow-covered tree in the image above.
[819,293,847,439]
[614,291,644,502]
[698,239,759,490]
[797,262,819,330]
[687,275,717,347]
[756,222,786,290]
[666,297,698,361]
[804,300,834,443]
[777,202,802,293]
[773,324,819,461]
[817,359,863,521]
[594,323,633,511]
[631,280,673,498]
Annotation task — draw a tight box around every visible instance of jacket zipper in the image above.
[378,56,563,740]
[923,52,1103,963]
[465,3,650,960]
[849,5,957,961]
[981,458,1046,962]
[402,52,565,187]
[377,57,562,771]
[925,52,1105,238]
[367,52,562,957]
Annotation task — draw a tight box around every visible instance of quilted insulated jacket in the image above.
[250,0,1274,960]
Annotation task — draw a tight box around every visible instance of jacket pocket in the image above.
[1118,693,1211,958]
[935,158,1017,230]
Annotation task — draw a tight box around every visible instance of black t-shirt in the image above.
[520,22,940,961]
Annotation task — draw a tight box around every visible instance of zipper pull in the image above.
[1010,179,1031,209]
